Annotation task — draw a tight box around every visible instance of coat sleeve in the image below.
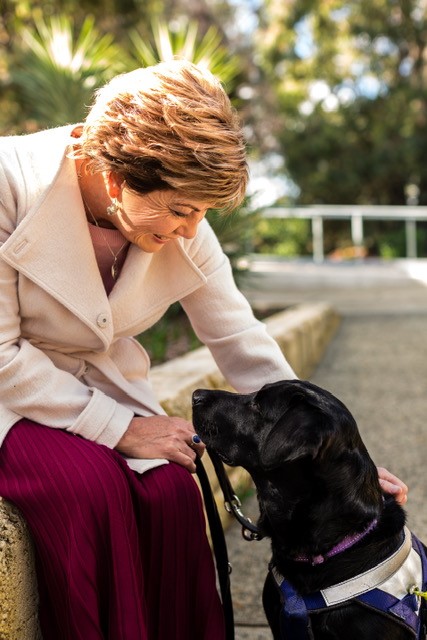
[179,221,297,393]
[0,148,133,448]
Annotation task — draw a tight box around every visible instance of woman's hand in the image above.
[115,416,205,473]
[377,467,408,505]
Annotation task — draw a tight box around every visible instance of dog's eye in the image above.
[250,400,261,414]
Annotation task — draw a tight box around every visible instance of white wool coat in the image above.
[0,126,295,471]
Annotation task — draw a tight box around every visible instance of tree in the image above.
[256,0,427,206]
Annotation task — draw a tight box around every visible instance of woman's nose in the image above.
[178,218,200,239]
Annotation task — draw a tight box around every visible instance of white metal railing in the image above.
[261,205,427,263]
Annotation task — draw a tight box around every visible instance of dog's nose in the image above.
[192,389,209,405]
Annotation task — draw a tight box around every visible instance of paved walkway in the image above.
[224,259,427,639]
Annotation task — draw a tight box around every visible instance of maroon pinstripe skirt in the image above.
[0,420,225,640]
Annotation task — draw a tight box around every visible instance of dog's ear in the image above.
[259,402,332,470]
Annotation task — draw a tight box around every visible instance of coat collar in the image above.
[0,146,207,347]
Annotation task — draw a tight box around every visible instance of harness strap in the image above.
[279,579,315,640]
[356,589,419,638]
[412,535,427,638]
[412,534,427,590]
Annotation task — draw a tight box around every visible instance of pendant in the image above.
[111,260,118,280]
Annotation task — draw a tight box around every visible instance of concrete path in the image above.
[224,258,427,638]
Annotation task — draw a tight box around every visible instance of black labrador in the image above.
[192,379,427,640]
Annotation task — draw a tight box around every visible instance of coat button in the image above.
[96,313,108,328]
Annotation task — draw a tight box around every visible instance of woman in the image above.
[0,60,407,639]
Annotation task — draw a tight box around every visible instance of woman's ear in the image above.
[104,171,125,200]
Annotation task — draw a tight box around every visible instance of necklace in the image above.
[82,196,129,280]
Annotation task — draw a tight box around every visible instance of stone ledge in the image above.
[0,303,340,639]
[0,499,41,640]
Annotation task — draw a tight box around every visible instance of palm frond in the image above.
[12,15,127,125]
[130,18,240,88]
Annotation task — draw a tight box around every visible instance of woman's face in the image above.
[113,187,214,253]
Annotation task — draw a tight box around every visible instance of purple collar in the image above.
[293,518,378,566]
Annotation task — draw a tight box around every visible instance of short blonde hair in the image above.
[79,59,248,211]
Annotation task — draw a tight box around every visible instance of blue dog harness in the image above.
[272,527,427,639]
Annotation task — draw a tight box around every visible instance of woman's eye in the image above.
[171,209,189,218]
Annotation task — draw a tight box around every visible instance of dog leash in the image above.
[196,455,235,640]
[196,452,264,640]
[207,449,264,542]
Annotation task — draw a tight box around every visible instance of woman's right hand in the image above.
[114,415,205,473]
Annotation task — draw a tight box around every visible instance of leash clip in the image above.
[224,494,242,515]
[224,494,262,541]
[208,448,264,541]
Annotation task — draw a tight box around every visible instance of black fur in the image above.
[192,379,426,640]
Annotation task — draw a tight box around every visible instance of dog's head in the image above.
[193,379,383,542]
[192,379,363,472]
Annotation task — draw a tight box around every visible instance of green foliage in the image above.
[10,15,126,125]
[362,220,427,259]
[251,218,312,256]
[5,11,241,129]
[129,18,241,88]
[256,0,427,206]
[2,3,243,131]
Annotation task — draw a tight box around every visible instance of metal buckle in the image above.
[224,494,242,514]
[242,527,262,541]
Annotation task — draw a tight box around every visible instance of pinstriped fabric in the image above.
[0,420,225,640]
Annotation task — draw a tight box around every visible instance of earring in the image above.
[106,200,119,216]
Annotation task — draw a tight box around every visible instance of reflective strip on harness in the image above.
[321,526,413,605]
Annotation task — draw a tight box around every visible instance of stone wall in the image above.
[0,303,340,639]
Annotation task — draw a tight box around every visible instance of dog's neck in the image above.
[292,516,379,565]
[254,453,386,572]
[265,497,406,596]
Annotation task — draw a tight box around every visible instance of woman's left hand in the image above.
[377,467,408,505]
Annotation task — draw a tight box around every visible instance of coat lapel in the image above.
[0,155,113,348]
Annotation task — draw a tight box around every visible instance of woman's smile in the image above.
[153,233,171,243]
